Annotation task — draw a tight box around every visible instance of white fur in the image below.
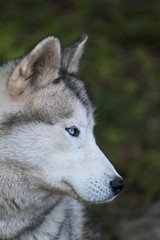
[0,100,120,204]
[0,35,123,239]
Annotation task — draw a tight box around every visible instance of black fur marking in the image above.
[25,206,55,231]
[13,197,63,240]
[2,109,72,131]
[54,220,65,240]
[65,208,72,240]
[54,207,73,240]
[58,69,95,116]
[53,76,62,84]
[2,111,54,129]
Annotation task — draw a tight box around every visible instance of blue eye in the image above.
[65,126,80,137]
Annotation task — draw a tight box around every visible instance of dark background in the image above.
[0,0,160,239]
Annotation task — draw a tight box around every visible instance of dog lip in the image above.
[81,194,116,204]
[61,180,79,197]
[60,180,117,204]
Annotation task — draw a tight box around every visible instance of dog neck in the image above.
[0,161,91,240]
[0,194,88,240]
[0,161,64,239]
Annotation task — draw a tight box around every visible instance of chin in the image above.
[69,192,117,205]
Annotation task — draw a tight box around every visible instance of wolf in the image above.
[0,34,124,240]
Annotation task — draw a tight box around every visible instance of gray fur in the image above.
[0,35,122,240]
[62,34,88,73]
[57,69,95,116]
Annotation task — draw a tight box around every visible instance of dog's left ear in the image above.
[62,34,88,73]
[9,36,61,98]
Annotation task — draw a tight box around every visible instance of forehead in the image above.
[55,69,95,116]
[2,72,95,129]
[26,73,94,125]
[31,70,94,111]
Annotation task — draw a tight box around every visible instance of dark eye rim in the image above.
[65,126,80,137]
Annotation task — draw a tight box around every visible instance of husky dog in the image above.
[0,34,124,240]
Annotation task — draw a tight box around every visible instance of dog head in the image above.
[0,35,124,204]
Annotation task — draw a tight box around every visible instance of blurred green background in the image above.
[0,0,160,238]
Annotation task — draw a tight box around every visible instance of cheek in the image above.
[0,124,55,162]
[4,132,53,163]
[1,123,86,167]
[67,135,84,150]
[51,129,83,153]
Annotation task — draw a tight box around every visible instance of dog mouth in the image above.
[59,180,117,204]
[60,180,82,200]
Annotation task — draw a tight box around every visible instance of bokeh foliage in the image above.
[0,0,160,236]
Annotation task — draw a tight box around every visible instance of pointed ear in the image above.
[62,34,88,73]
[9,36,61,97]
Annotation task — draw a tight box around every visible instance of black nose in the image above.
[110,177,124,195]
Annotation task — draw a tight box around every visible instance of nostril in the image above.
[110,177,124,195]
